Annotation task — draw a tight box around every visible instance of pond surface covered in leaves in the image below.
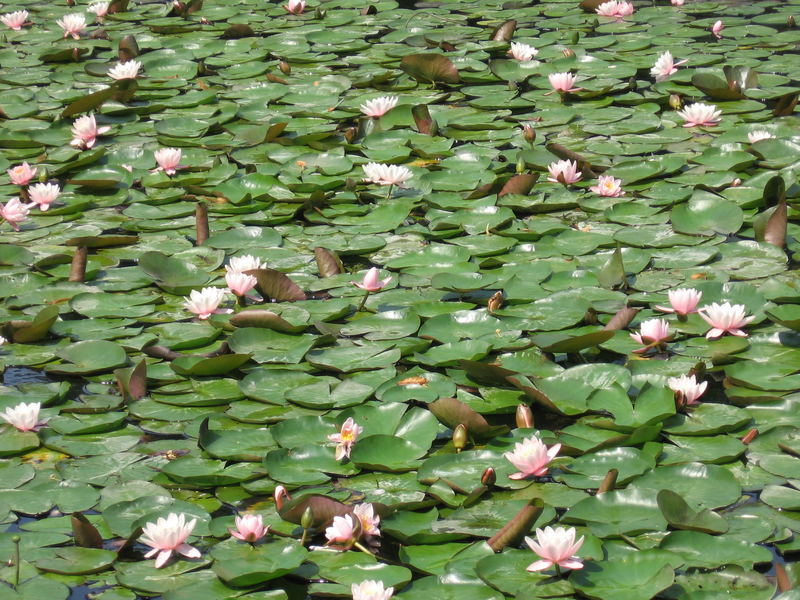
[0,0,800,598]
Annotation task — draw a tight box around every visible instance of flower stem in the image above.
[385,184,394,200]
[300,527,309,546]
[555,564,562,578]
[12,535,20,588]
[357,290,371,312]
[354,541,374,556]
[237,295,247,308]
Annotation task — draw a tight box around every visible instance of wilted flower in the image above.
[229,514,268,543]
[650,51,687,82]
[521,122,536,145]
[354,267,391,293]
[748,130,774,143]
[57,13,86,39]
[589,175,624,197]
[1,10,28,30]
[360,96,398,118]
[525,526,584,572]
[328,417,363,461]
[595,0,634,17]
[139,513,201,568]
[353,503,380,537]
[504,435,561,480]
[88,2,109,19]
[667,374,707,406]
[655,288,702,316]
[108,60,141,80]
[677,102,721,127]
[184,287,227,319]
[153,148,184,176]
[0,402,46,432]
[352,580,394,600]
[711,20,724,39]
[225,271,258,297]
[0,198,31,231]
[547,159,582,185]
[227,254,263,274]
[362,163,413,187]
[548,72,581,94]
[630,318,670,352]
[325,514,356,546]
[284,0,306,14]
[508,42,538,62]
[7,162,37,185]
[27,183,61,212]
[70,114,110,150]
[698,302,754,339]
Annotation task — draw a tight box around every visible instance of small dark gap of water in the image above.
[2,366,51,386]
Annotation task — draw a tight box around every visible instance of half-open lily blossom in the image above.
[139,513,201,568]
[671,0,684,4]
[108,60,141,80]
[184,287,227,319]
[590,175,624,197]
[631,318,670,352]
[525,526,584,572]
[353,503,380,537]
[595,0,634,17]
[677,102,721,127]
[667,374,707,406]
[360,96,398,118]
[698,302,754,339]
[229,514,268,543]
[650,51,687,82]
[70,114,110,150]
[284,0,306,14]
[325,514,356,546]
[27,183,61,212]
[0,198,31,231]
[88,2,109,19]
[0,402,47,432]
[504,435,561,479]
[7,162,37,185]
[328,417,363,460]
[153,148,184,175]
[57,13,87,39]
[508,42,538,62]
[362,163,413,187]
[227,254,263,274]
[1,10,28,30]
[548,72,581,94]
[352,580,394,600]
[547,159,582,185]
[354,267,391,293]
[225,271,258,297]
[748,130,775,143]
[711,20,724,39]
[655,288,702,316]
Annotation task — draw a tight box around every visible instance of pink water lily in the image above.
[227,254,263,273]
[183,287,228,319]
[748,130,774,143]
[655,288,702,317]
[284,0,306,14]
[7,162,37,185]
[352,580,394,600]
[0,402,47,432]
[667,374,707,406]
[27,183,61,212]
[589,175,624,197]
[525,526,584,572]
[225,271,258,296]
[630,318,670,352]
[504,435,560,480]
[354,267,391,293]
[328,417,363,460]
[88,2,109,19]
[547,159,582,185]
[508,42,538,62]
[547,72,581,94]
[698,302,754,339]
[0,198,31,231]
[153,148,184,175]
[70,114,110,150]
[57,13,86,39]
[353,503,380,537]
[1,10,28,30]
[325,514,356,547]
[671,0,685,5]
[360,96,398,118]
[229,514,268,543]
[650,51,687,82]
[677,102,721,127]
[595,0,634,17]
[139,513,201,568]
[711,20,724,39]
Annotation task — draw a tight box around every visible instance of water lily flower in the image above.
[184,287,228,319]
[525,526,584,572]
[353,503,380,537]
[1,10,28,30]
[655,288,702,316]
[57,13,86,39]
[362,163,413,187]
[226,271,258,297]
[590,175,624,197]
[504,435,561,480]
[0,336,5,345]
[595,0,634,17]
[667,374,707,406]
[284,0,306,14]
[677,102,721,127]
[153,148,184,176]
[325,514,356,546]
[227,254,263,274]
[88,2,109,19]
[0,402,47,432]
[108,60,141,80]
[7,162,37,186]
[548,72,581,94]
[508,41,538,62]
[615,0,634,15]
[354,267,391,293]
[671,0,684,5]
[27,183,61,212]
[352,580,394,600]
[0,198,31,231]
[360,96,398,118]
[70,114,110,150]
[229,514,268,543]
[328,417,363,461]
[630,318,670,352]
[748,130,774,143]
[650,51,687,82]
[139,513,201,569]
[547,159,582,185]
[698,302,754,339]
[711,20,724,39]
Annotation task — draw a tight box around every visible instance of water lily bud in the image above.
[300,506,314,529]
[521,122,536,145]
[481,467,496,486]
[279,61,291,75]
[741,428,758,444]
[487,291,503,314]
[668,94,683,111]
[516,404,533,429]
[315,7,326,18]
[515,154,526,174]
[10,535,20,544]
[568,31,579,44]
[562,48,575,59]
[453,423,468,452]
[788,15,796,28]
